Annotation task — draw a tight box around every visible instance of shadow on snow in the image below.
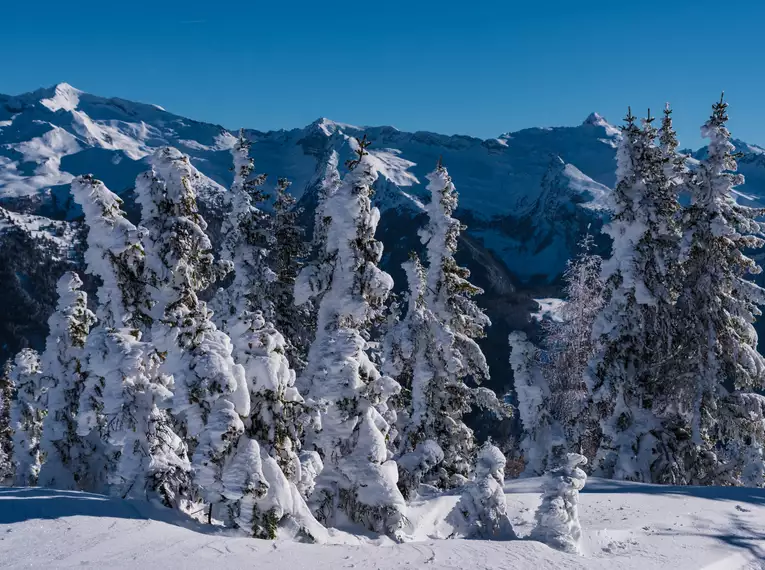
[0,487,196,527]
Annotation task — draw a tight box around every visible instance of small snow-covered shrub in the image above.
[448,442,515,540]
[531,453,588,554]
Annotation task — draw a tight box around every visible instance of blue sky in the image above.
[1,0,763,148]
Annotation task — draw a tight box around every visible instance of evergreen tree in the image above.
[71,175,191,503]
[269,177,314,371]
[678,95,765,485]
[295,136,406,536]
[225,308,326,539]
[295,150,342,334]
[38,272,96,490]
[588,109,684,482]
[448,441,515,540]
[388,165,502,491]
[508,331,557,476]
[659,103,688,188]
[9,348,45,486]
[0,360,13,483]
[230,310,309,485]
[210,131,272,332]
[135,148,252,517]
[540,234,604,465]
[530,453,588,554]
[202,142,323,537]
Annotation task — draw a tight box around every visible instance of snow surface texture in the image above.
[2,478,765,569]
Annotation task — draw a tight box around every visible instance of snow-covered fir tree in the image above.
[588,108,685,483]
[0,360,14,483]
[387,165,503,493]
[230,309,308,485]
[269,177,314,371]
[71,174,191,503]
[225,307,326,539]
[659,103,688,190]
[296,150,342,339]
[714,393,765,486]
[295,136,406,536]
[510,236,604,477]
[419,165,491,389]
[384,255,435,496]
[508,331,557,476]
[539,234,604,466]
[136,147,254,517]
[221,433,328,541]
[211,131,273,332]
[38,271,97,490]
[9,348,45,486]
[530,453,588,554]
[186,142,322,536]
[677,95,765,485]
[448,441,515,540]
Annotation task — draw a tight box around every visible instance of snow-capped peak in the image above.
[40,83,83,113]
[582,112,611,127]
[733,138,765,156]
[582,112,620,137]
[310,117,361,137]
[582,112,606,126]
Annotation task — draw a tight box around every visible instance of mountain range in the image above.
[3,82,765,401]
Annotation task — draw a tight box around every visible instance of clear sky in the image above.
[1,0,763,148]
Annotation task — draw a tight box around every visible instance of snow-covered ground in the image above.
[2,478,764,569]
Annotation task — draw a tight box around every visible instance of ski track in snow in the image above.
[2,479,765,569]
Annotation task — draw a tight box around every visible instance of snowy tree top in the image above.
[70,175,149,328]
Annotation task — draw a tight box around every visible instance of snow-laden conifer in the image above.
[9,348,45,486]
[588,109,684,482]
[508,331,558,476]
[269,178,314,371]
[448,441,515,540]
[201,142,324,536]
[388,166,504,492]
[539,234,604,465]
[224,308,326,539]
[677,96,765,485]
[530,453,588,554]
[296,136,406,536]
[210,131,272,332]
[420,165,491,377]
[137,148,259,517]
[0,361,13,483]
[38,272,96,490]
[295,151,341,330]
[71,175,191,502]
[659,103,688,188]
[230,310,309,485]
[221,434,328,542]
